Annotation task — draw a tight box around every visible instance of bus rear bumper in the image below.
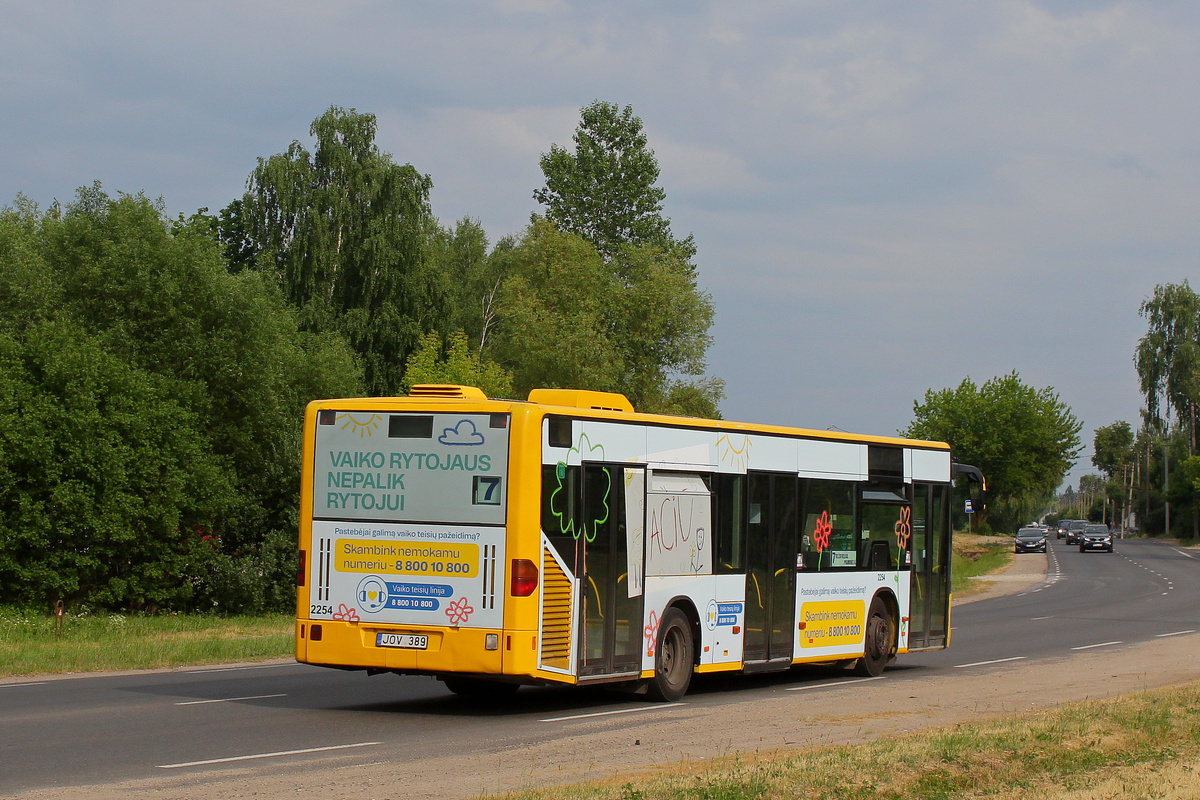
[297,619,507,676]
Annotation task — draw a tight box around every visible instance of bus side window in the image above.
[542,463,580,568]
[858,484,911,571]
[713,474,745,573]
[801,479,856,571]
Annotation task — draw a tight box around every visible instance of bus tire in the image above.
[647,608,694,702]
[441,676,520,699]
[854,596,895,677]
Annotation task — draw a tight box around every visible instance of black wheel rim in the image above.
[660,627,681,685]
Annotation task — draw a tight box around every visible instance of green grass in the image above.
[494,682,1200,800]
[0,608,293,677]
[951,534,1014,596]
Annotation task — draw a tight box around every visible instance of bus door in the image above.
[743,473,798,666]
[579,464,644,677]
[908,484,950,649]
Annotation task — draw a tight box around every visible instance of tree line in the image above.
[1057,281,1200,538]
[2,100,1116,612]
[0,102,720,612]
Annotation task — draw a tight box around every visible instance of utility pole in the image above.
[1165,431,1171,538]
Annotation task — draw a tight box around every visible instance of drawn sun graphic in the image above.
[339,413,382,438]
[717,434,752,471]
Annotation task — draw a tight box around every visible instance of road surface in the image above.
[3,536,1197,799]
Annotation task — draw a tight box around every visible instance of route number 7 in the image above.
[473,476,503,506]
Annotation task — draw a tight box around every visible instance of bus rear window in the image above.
[389,415,433,438]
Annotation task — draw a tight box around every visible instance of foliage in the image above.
[1092,421,1134,478]
[403,331,514,399]
[490,220,723,416]
[428,217,503,352]
[228,105,449,396]
[534,100,694,264]
[606,242,721,416]
[0,187,360,610]
[1135,280,1200,430]
[903,371,1082,532]
[490,220,622,393]
[529,101,721,416]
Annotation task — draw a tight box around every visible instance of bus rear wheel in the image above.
[441,676,520,699]
[854,597,895,677]
[647,608,694,702]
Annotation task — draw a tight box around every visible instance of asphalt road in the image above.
[2,536,1198,796]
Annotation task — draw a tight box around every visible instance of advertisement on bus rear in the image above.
[307,410,509,628]
[307,520,505,628]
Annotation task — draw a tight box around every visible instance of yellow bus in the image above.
[296,385,983,701]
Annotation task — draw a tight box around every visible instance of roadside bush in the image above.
[0,188,360,610]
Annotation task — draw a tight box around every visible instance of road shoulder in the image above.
[955,549,1047,605]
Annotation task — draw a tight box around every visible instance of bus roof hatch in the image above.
[527,388,634,413]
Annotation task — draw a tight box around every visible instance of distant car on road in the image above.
[1064,519,1089,545]
[1014,526,1048,553]
[1080,524,1114,553]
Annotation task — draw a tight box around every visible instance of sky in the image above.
[3,1,1198,491]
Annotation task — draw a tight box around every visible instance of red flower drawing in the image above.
[332,604,359,622]
[894,506,912,550]
[445,597,475,625]
[814,511,833,552]
[643,609,661,657]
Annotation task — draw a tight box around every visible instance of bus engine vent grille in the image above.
[539,547,572,670]
[408,384,488,400]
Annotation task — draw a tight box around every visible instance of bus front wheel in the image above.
[647,608,694,702]
[854,597,895,677]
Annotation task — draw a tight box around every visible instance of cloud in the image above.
[439,420,486,446]
[3,0,1199,472]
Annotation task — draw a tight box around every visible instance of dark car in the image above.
[1080,524,1114,553]
[1064,519,1089,545]
[1014,526,1048,553]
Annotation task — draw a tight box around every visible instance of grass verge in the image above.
[951,533,1014,596]
[496,681,1200,800]
[0,609,293,677]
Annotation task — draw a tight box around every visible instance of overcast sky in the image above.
[4,2,1198,489]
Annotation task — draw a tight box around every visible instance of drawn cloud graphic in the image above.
[438,419,485,446]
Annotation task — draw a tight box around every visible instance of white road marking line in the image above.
[0,682,47,689]
[185,664,300,675]
[785,677,884,692]
[1031,616,1052,620]
[953,656,1027,669]
[1174,549,1195,559]
[158,741,381,769]
[176,693,286,706]
[1072,641,1122,651]
[540,703,685,722]
[1156,630,1196,638]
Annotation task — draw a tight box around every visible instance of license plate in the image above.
[376,633,428,650]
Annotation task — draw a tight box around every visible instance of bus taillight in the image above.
[297,550,306,587]
[510,559,538,596]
